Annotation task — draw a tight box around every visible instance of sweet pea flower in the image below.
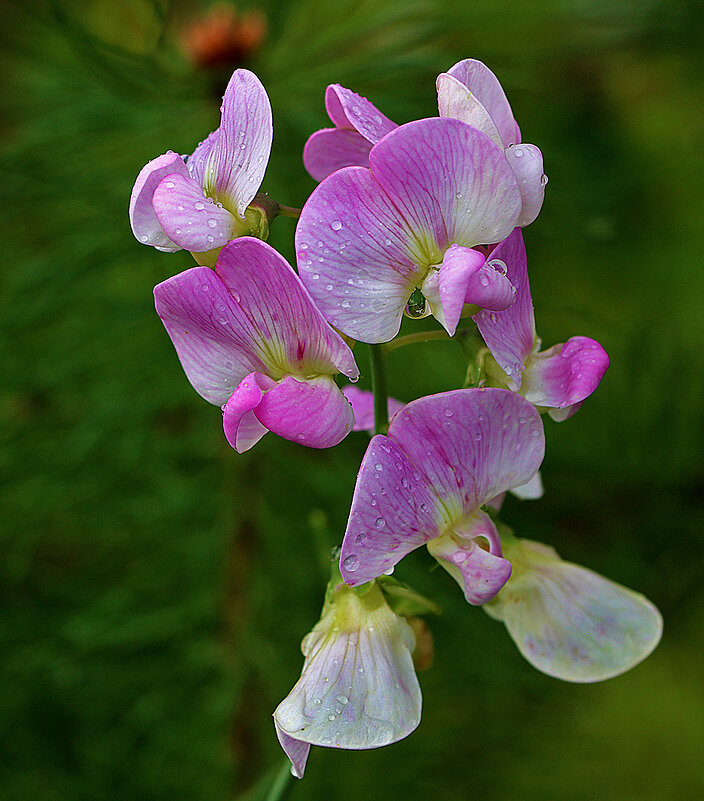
[303,61,545,226]
[484,536,663,682]
[274,576,421,778]
[130,69,272,265]
[154,237,359,452]
[342,385,405,432]
[297,117,523,344]
[474,228,610,421]
[339,388,545,604]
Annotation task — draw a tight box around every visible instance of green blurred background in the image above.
[2,0,703,798]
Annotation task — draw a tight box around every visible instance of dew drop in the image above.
[325,284,333,291]
[343,554,360,572]
[355,531,367,544]
[374,463,383,471]
[330,220,343,231]
[164,181,175,189]
[336,695,349,705]
[140,235,148,243]
[375,517,385,529]
[444,408,453,418]
[177,204,184,211]
[207,235,214,243]
[195,201,205,210]
[299,242,308,250]
[312,273,320,280]
[514,148,524,158]
[327,714,336,721]
[479,274,490,286]
[340,299,350,308]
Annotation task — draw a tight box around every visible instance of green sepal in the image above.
[378,576,442,617]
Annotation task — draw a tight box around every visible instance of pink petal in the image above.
[216,238,359,380]
[446,59,519,148]
[129,151,190,251]
[202,69,272,217]
[254,375,354,449]
[547,402,583,422]
[506,143,546,227]
[154,267,268,406]
[521,336,609,410]
[152,173,235,252]
[296,166,422,344]
[186,129,219,185]
[369,118,522,252]
[303,128,374,182]
[274,722,310,779]
[340,435,450,586]
[427,511,512,604]
[473,228,536,390]
[324,84,396,143]
[222,372,273,453]
[342,386,405,432]
[436,72,503,147]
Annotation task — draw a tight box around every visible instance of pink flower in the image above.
[154,237,359,452]
[342,386,405,432]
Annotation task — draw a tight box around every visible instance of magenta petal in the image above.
[340,436,450,586]
[254,375,354,449]
[152,173,235,252]
[216,238,359,379]
[446,59,518,148]
[370,118,522,251]
[129,151,190,251]
[506,144,546,227]
[222,372,273,452]
[388,388,545,511]
[325,84,396,143]
[303,128,374,181]
[342,386,405,432]
[202,69,272,217]
[522,336,609,409]
[427,511,512,604]
[473,229,536,389]
[274,721,310,779]
[154,267,267,406]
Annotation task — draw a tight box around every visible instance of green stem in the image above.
[277,204,302,219]
[383,329,452,353]
[263,759,294,801]
[368,343,389,435]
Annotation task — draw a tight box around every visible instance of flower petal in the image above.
[216,238,359,379]
[186,129,219,185]
[129,151,190,251]
[427,511,512,604]
[202,68,272,217]
[369,118,522,253]
[473,228,536,390]
[436,72,503,147]
[303,128,374,181]
[342,386,405,432]
[152,172,235,252]
[154,266,268,406]
[510,471,544,500]
[274,722,310,779]
[297,166,422,343]
[522,336,609,409]
[324,84,397,143]
[387,388,545,515]
[274,582,421,751]
[222,372,273,452]
[485,539,663,682]
[446,59,519,148]
[254,375,354,449]
[340,435,450,586]
[506,143,546,227]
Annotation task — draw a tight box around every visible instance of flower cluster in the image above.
[132,61,661,781]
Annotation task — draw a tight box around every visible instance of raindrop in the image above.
[374,463,383,471]
[326,284,333,291]
[164,181,175,189]
[343,554,360,572]
[340,299,350,308]
[195,201,205,210]
[207,235,214,243]
[514,148,524,158]
[444,408,453,418]
[140,235,148,243]
[208,218,217,228]
[541,174,549,186]
[328,714,336,721]
[375,517,385,529]
[331,220,343,231]
[312,273,320,280]
[336,695,349,705]
[355,532,367,544]
[300,242,309,250]
[479,274,490,287]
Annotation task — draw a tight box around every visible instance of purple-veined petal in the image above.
[369,118,522,252]
[340,436,451,586]
[274,722,310,779]
[506,143,546,227]
[342,386,405,432]
[388,388,545,515]
[152,173,236,252]
[297,166,424,343]
[254,375,354,449]
[446,59,519,148]
[154,266,269,406]
[521,336,609,409]
[129,151,190,251]
[303,128,374,181]
[203,69,272,217]
[216,238,359,379]
[273,582,421,755]
[222,372,273,452]
[186,129,219,185]
[427,511,512,604]
[325,84,397,143]
[485,539,663,682]
[436,72,503,147]
[473,228,536,390]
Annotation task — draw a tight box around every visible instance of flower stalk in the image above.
[368,343,389,435]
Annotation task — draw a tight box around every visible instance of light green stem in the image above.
[277,204,302,219]
[369,343,389,435]
[263,758,294,801]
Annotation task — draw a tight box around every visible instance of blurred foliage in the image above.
[1,0,703,799]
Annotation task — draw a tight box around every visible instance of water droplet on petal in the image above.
[355,531,367,544]
[444,408,453,418]
[374,463,383,471]
[514,148,524,158]
[375,517,385,529]
[164,181,175,189]
[336,695,349,705]
[330,220,343,231]
[195,201,205,210]
[343,554,359,572]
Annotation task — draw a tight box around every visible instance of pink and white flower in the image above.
[154,237,359,452]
